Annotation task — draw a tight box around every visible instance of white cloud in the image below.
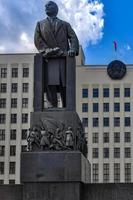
[0,0,104,53]
[0,45,5,53]
[56,0,104,47]
[122,44,131,52]
[20,32,36,52]
[126,44,131,51]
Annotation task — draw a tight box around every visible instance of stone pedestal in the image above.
[1,182,133,200]
[30,111,82,131]
[28,111,87,156]
[21,151,91,200]
[23,182,82,200]
[21,152,91,183]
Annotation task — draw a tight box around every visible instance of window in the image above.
[12,68,18,78]
[82,88,88,98]
[9,162,15,174]
[124,88,130,97]
[21,145,27,152]
[0,99,6,108]
[10,130,16,140]
[103,117,109,127]
[93,148,99,158]
[103,103,109,112]
[114,117,120,127]
[103,88,109,97]
[0,83,7,93]
[1,68,7,78]
[11,114,17,124]
[114,148,120,158]
[124,132,130,143]
[125,148,131,158]
[22,114,28,123]
[92,132,99,143]
[103,148,109,158]
[93,163,99,183]
[93,103,99,112]
[114,132,120,143]
[93,118,99,127]
[22,98,28,108]
[82,118,88,127]
[21,129,27,140]
[82,103,88,112]
[0,130,5,141]
[0,146,5,156]
[11,83,17,93]
[11,98,17,108]
[0,180,4,185]
[23,67,29,77]
[0,114,6,124]
[23,83,29,93]
[114,103,120,112]
[124,103,130,112]
[10,146,16,156]
[125,163,131,183]
[0,162,4,174]
[93,88,99,98]
[125,117,130,127]
[103,132,109,143]
[114,163,120,183]
[103,164,109,183]
[114,88,120,97]
[9,180,15,185]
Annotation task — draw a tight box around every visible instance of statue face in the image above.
[45,1,58,17]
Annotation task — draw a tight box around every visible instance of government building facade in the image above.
[0,48,133,184]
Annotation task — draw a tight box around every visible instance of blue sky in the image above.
[0,0,133,65]
[85,0,133,64]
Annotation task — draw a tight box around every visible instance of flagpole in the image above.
[113,41,118,60]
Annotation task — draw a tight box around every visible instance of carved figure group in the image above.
[26,117,87,156]
[27,126,74,151]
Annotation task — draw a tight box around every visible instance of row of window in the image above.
[93,163,131,183]
[92,132,131,143]
[0,98,28,108]
[0,129,27,141]
[82,88,130,98]
[82,117,131,127]
[0,114,28,124]
[0,145,27,175]
[0,162,15,174]
[0,67,29,78]
[82,102,131,112]
[92,147,131,159]
[0,83,29,93]
[0,180,15,185]
[0,144,27,156]
[0,146,15,156]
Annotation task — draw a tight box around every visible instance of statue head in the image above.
[41,130,47,136]
[68,126,72,131]
[45,1,58,17]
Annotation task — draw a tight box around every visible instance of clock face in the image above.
[107,60,127,80]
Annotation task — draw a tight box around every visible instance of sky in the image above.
[0,0,133,65]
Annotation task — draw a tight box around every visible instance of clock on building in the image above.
[107,60,127,80]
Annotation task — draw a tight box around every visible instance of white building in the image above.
[0,54,34,184]
[0,49,133,184]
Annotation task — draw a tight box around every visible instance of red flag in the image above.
[113,41,117,51]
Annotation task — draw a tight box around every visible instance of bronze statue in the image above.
[34,1,79,108]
